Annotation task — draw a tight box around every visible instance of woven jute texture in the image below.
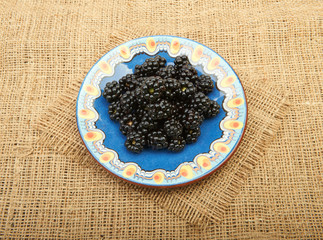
[1,0,322,239]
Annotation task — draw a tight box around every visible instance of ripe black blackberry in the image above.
[182,109,203,129]
[119,114,139,136]
[103,81,121,103]
[172,100,191,123]
[190,92,211,113]
[133,87,149,108]
[148,130,168,150]
[157,65,177,79]
[178,64,198,83]
[136,76,146,84]
[174,55,189,71]
[177,80,196,99]
[204,100,220,118]
[108,101,123,121]
[196,75,214,94]
[141,76,165,102]
[164,78,180,99]
[173,99,188,113]
[148,100,174,120]
[120,91,137,114]
[140,56,166,76]
[134,65,144,77]
[168,136,186,152]
[138,113,158,135]
[184,127,201,143]
[154,55,167,67]
[119,74,138,92]
[125,131,146,153]
[164,119,183,137]
[132,108,146,120]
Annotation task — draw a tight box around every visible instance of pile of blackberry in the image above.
[103,55,220,153]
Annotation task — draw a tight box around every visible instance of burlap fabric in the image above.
[1,0,321,239]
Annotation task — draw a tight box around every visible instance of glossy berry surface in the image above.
[168,136,186,152]
[103,80,121,103]
[125,132,145,153]
[196,74,214,94]
[164,119,183,137]
[148,130,168,150]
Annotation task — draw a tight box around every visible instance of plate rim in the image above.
[76,35,248,188]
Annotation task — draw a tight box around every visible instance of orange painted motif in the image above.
[146,37,156,52]
[197,156,212,170]
[192,45,204,62]
[84,84,99,96]
[78,109,95,119]
[207,57,220,70]
[122,165,136,178]
[98,61,112,74]
[221,76,236,88]
[227,98,244,108]
[213,142,230,153]
[84,131,103,141]
[119,45,130,59]
[223,120,243,130]
[180,165,194,179]
[170,38,180,54]
[153,172,165,184]
[99,152,115,163]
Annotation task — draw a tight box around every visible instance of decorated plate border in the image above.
[76,35,247,188]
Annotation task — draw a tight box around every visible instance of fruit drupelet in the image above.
[103,55,220,153]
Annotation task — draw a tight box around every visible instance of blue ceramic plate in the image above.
[76,36,247,188]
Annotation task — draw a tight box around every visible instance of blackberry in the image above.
[138,113,158,135]
[119,114,139,136]
[168,136,186,152]
[108,101,123,121]
[164,119,183,137]
[103,81,121,103]
[157,65,177,79]
[196,75,214,94]
[184,127,201,143]
[134,65,144,77]
[140,56,166,76]
[190,92,211,113]
[120,91,137,114]
[164,78,180,99]
[154,55,167,68]
[132,107,146,120]
[148,130,168,150]
[148,100,174,120]
[133,87,148,107]
[141,76,165,102]
[204,100,220,118]
[172,100,190,122]
[136,76,146,84]
[119,74,138,92]
[125,131,145,153]
[178,64,198,83]
[173,99,188,113]
[177,80,196,99]
[174,55,190,71]
[182,109,203,129]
